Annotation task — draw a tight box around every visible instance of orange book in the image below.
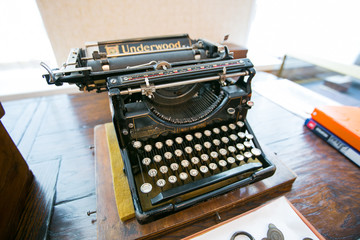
[311,106,360,152]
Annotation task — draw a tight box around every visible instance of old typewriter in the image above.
[42,34,276,224]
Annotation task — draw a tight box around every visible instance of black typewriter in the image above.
[42,34,276,224]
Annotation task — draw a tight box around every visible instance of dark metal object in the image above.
[262,223,284,240]
[230,231,255,240]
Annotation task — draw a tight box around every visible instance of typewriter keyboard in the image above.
[129,121,266,209]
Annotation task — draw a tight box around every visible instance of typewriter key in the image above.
[144,144,152,152]
[140,183,152,194]
[245,133,254,140]
[170,163,179,171]
[194,144,202,151]
[210,151,219,159]
[227,157,235,164]
[229,134,238,141]
[133,141,142,149]
[168,175,177,184]
[236,154,245,162]
[229,123,236,130]
[148,169,157,177]
[185,134,193,142]
[199,165,209,174]
[174,149,183,157]
[164,152,173,160]
[175,137,183,144]
[244,151,252,159]
[204,130,212,137]
[191,156,200,164]
[218,160,227,167]
[181,159,190,168]
[212,128,220,134]
[236,121,245,128]
[153,155,162,163]
[165,139,174,147]
[209,163,218,170]
[156,179,166,188]
[185,146,193,154]
[201,154,209,161]
[142,157,151,166]
[204,141,212,149]
[213,139,221,146]
[155,142,163,149]
[159,165,169,174]
[228,146,236,153]
[244,141,252,149]
[190,169,199,177]
[194,132,202,139]
[219,148,227,156]
[221,137,229,144]
[236,143,245,151]
[251,148,262,157]
[237,132,246,139]
[221,125,229,132]
[179,172,188,180]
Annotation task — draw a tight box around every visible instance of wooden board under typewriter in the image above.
[95,124,297,240]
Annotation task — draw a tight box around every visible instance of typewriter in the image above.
[42,34,276,224]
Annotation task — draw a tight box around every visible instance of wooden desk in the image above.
[94,72,360,239]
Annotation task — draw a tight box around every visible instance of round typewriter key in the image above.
[219,160,227,167]
[210,151,219,159]
[148,169,157,177]
[204,141,212,149]
[209,163,218,170]
[190,169,199,177]
[212,128,220,134]
[213,139,221,146]
[179,172,188,180]
[133,141,142,149]
[200,165,209,174]
[244,141,252,149]
[244,151,252,159]
[142,157,151,166]
[140,183,152,194]
[181,159,190,168]
[236,143,245,151]
[228,146,236,153]
[201,154,209,161]
[185,134,193,142]
[251,148,262,157]
[237,132,246,139]
[168,175,177,184]
[236,121,244,128]
[159,165,169,174]
[144,144,152,152]
[227,107,235,115]
[165,139,174,147]
[221,125,228,132]
[229,134,238,141]
[227,157,235,164]
[245,133,254,140]
[185,146,193,154]
[194,132,202,139]
[204,130,212,137]
[156,179,166,187]
[219,148,227,156]
[221,137,229,144]
[170,163,179,171]
[236,154,245,162]
[155,142,163,149]
[229,123,236,130]
[164,152,173,160]
[194,144,202,151]
[175,137,183,144]
[191,157,200,164]
[153,155,162,163]
[174,149,183,157]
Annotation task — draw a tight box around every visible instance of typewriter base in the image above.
[95,124,296,240]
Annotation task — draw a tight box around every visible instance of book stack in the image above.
[305,106,360,166]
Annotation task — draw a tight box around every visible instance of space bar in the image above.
[151,162,262,205]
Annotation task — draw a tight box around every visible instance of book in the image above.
[305,118,360,167]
